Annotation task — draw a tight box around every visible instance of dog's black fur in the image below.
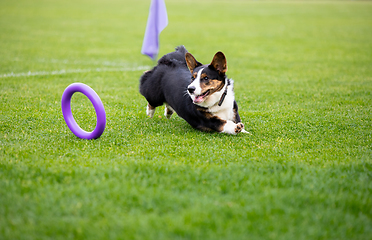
[139,46,244,133]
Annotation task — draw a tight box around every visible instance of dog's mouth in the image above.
[193,90,210,103]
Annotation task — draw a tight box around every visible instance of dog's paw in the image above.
[235,123,244,133]
[222,121,239,135]
[236,123,250,134]
[222,121,249,135]
[164,104,174,119]
[146,104,155,118]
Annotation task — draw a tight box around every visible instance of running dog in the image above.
[139,46,247,134]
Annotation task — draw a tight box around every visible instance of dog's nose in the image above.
[188,86,196,94]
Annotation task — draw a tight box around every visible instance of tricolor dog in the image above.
[139,46,247,134]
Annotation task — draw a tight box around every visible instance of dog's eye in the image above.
[203,77,208,81]
[191,76,195,81]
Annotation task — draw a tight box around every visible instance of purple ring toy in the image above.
[61,83,106,139]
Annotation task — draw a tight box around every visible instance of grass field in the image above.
[1,0,372,239]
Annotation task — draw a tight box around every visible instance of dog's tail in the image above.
[174,45,188,56]
[139,46,188,95]
[157,45,189,68]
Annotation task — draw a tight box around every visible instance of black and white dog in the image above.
[139,46,247,134]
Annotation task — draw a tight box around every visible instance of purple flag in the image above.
[141,0,168,60]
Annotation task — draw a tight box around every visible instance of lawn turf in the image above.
[0,0,371,239]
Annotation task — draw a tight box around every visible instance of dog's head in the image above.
[186,51,228,108]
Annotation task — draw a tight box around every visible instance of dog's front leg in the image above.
[222,121,246,135]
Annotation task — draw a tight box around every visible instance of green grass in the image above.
[1,0,372,239]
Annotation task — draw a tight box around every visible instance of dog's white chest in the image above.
[209,83,235,121]
[210,105,235,121]
[209,94,235,121]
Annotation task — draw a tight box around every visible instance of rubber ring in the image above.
[61,83,106,139]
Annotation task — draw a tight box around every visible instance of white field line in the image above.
[0,66,150,78]
[35,58,135,67]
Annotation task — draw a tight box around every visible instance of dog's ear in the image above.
[210,51,227,75]
[185,53,202,73]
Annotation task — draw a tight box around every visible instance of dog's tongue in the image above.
[194,95,204,103]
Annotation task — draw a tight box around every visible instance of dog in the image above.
[139,46,247,134]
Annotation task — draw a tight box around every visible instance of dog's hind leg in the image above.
[164,103,174,119]
[146,103,156,118]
